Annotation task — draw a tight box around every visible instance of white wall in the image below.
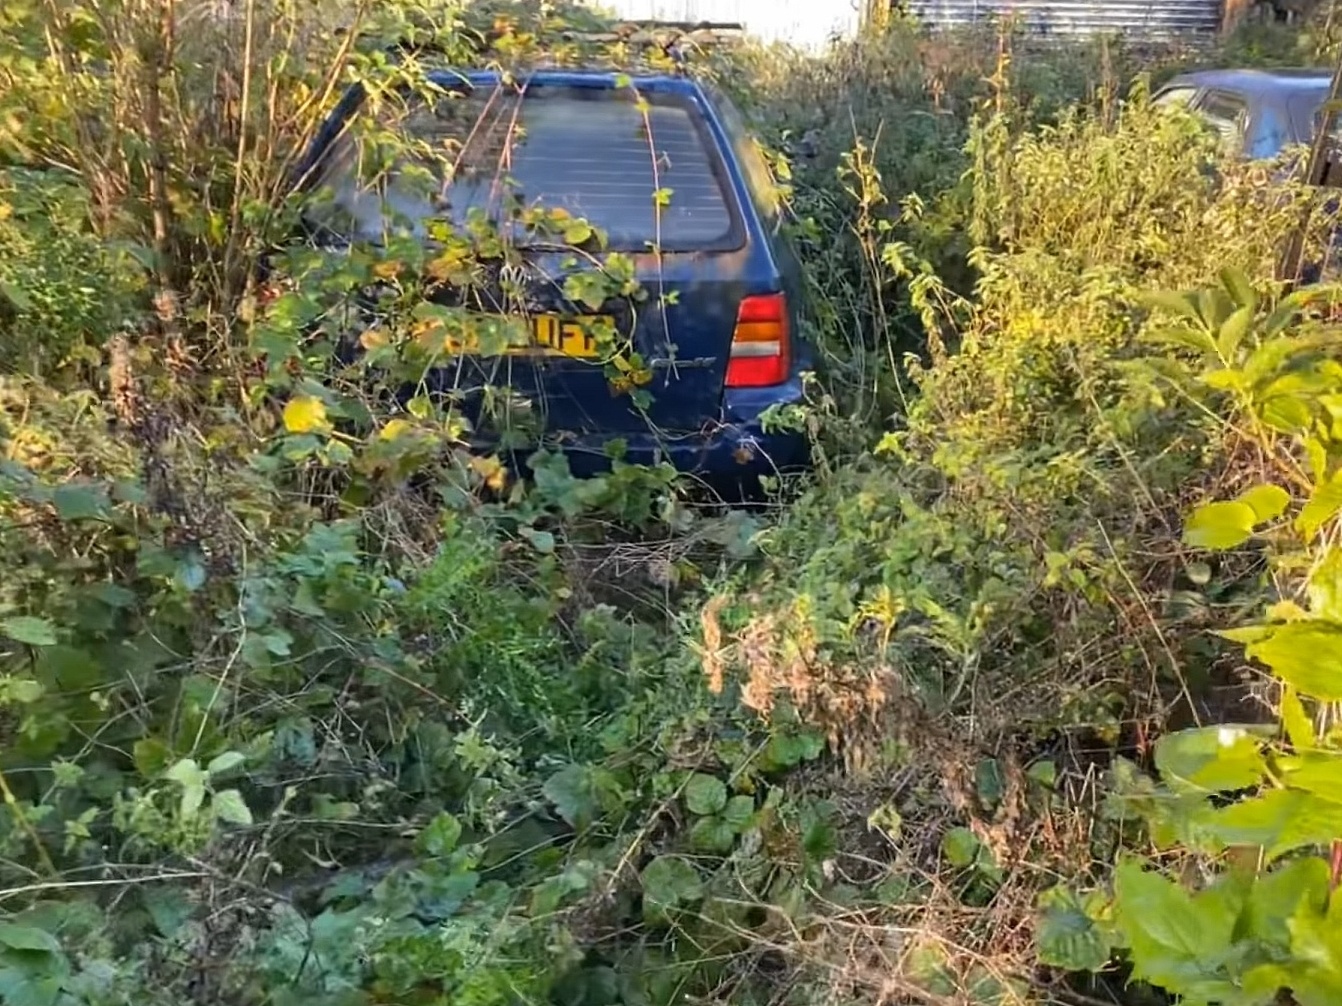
[586,0,862,50]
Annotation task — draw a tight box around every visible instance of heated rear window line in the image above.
[318,86,743,252]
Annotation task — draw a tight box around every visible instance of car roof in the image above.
[428,68,703,94]
[1163,67,1333,96]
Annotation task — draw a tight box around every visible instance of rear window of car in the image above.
[318,84,738,252]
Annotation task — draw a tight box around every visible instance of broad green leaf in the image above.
[1113,860,1246,996]
[1282,687,1317,750]
[1243,856,1329,947]
[1216,305,1255,361]
[1278,752,1342,802]
[1219,267,1258,313]
[1298,472,1342,538]
[941,826,981,868]
[688,816,735,854]
[1246,622,1342,699]
[1183,500,1257,550]
[1141,289,1203,322]
[1154,726,1268,792]
[1283,897,1342,1004]
[1200,367,1246,392]
[1206,788,1342,860]
[207,751,245,776]
[1309,554,1342,624]
[211,789,253,826]
[282,396,331,435]
[1144,325,1216,355]
[1261,393,1315,434]
[723,795,755,831]
[0,923,60,954]
[0,969,63,1006]
[1036,886,1112,972]
[0,616,58,647]
[1237,484,1290,523]
[165,758,207,820]
[641,855,702,923]
[52,483,107,521]
[684,774,727,816]
[418,812,462,857]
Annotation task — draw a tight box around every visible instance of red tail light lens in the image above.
[725,292,790,388]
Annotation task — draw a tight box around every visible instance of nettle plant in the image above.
[1037,270,1342,1004]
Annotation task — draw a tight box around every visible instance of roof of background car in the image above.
[1165,67,1333,94]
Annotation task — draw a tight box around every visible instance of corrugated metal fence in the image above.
[902,0,1223,37]
[584,0,863,49]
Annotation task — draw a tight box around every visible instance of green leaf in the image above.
[1141,289,1203,322]
[1246,622,1342,699]
[1036,886,1112,972]
[1283,687,1317,750]
[688,816,736,854]
[165,758,207,820]
[941,827,982,869]
[1183,500,1257,550]
[684,774,727,816]
[723,795,755,831]
[0,924,60,954]
[418,812,462,857]
[1238,484,1290,523]
[0,969,62,1006]
[1243,855,1329,947]
[1216,305,1255,361]
[1113,860,1246,998]
[563,220,593,245]
[51,483,106,521]
[1219,267,1258,313]
[207,751,245,777]
[211,789,253,826]
[0,616,58,647]
[1154,725,1269,792]
[641,855,702,922]
[541,764,619,830]
[1206,788,1342,860]
[1298,472,1342,538]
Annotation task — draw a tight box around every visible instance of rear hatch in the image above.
[313,73,770,439]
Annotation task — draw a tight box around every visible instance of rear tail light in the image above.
[725,292,790,388]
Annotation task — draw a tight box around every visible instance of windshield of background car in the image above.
[315,83,739,252]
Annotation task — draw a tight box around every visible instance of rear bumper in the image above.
[483,376,811,479]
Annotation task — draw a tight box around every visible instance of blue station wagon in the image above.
[293,58,811,484]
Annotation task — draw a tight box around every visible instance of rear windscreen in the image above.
[319,85,737,251]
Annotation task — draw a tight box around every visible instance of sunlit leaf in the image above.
[282,396,331,435]
[1282,686,1317,751]
[1183,500,1256,550]
[1297,472,1342,538]
[1237,484,1290,523]
[1154,725,1269,792]
[1219,267,1258,313]
[1246,622,1342,699]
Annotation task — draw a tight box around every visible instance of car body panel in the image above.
[296,68,810,479]
[1154,68,1333,160]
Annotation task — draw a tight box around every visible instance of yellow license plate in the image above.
[442,315,613,358]
[528,315,610,358]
